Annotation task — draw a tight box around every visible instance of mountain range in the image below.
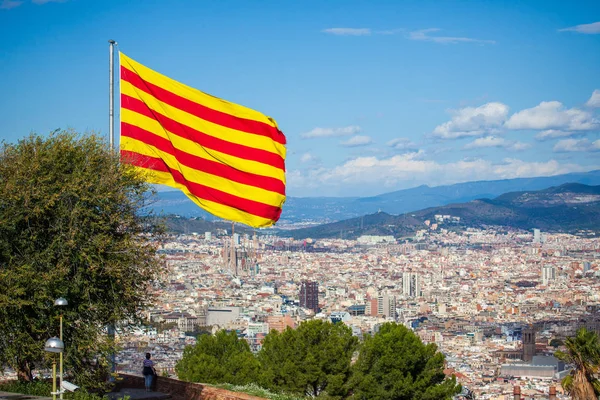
[283,183,600,239]
[148,170,600,224]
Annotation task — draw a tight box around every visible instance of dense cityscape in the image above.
[115,220,600,400]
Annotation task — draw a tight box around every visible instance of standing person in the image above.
[142,353,156,392]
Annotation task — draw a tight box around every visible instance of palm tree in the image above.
[555,327,600,400]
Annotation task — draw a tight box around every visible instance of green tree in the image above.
[555,327,600,400]
[258,320,359,398]
[176,330,260,385]
[349,323,460,400]
[0,132,164,389]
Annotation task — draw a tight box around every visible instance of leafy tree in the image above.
[349,323,460,400]
[555,327,600,400]
[176,330,260,385]
[0,132,164,389]
[148,321,178,333]
[258,319,358,398]
[550,338,564,348]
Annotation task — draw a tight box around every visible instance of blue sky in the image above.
[1,0,599,197]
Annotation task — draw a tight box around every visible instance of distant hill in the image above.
[159,215,259,236]
[283,183,600,239]
[148,170,600,224]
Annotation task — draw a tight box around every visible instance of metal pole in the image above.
[59,315,63,400]
[108,39,116,150]
[52,360,57,400]
[108,40,117,382]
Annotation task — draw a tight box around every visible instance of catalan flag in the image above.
[119,53,286,228]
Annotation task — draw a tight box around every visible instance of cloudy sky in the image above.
[1,0,599,197]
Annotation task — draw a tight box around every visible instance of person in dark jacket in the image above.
[142,353,156,392]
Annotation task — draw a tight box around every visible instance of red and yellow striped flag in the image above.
[119,53,286,228]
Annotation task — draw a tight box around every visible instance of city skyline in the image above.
[1,0,599,197]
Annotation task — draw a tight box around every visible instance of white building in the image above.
[402,272,421,298]
[542,265,556,285]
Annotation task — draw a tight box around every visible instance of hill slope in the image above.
[284,183,600,239]
[148,170,600,224]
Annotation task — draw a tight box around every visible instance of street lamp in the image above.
[54,297,68,400]
[44,337,64,400]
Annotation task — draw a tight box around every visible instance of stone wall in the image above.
[118,374,267,400]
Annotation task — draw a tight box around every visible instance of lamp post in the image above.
[44,337,64,400]
[54,297,68,400]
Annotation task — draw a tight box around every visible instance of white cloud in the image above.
[340,135,373,147]
[510,142,532,151]
[322,28,404,36]
[586,89,600,108]
[387,138,418,151]
[0,0,22,9]
[287,152,597,196]
[301,125,361,139]
[534,130,577,141]
[322,28,371,36]
[505,101,598,131]
[300,152,320,163]
[375,29,404,35]
[464,136,505,149]
[553,139,600,153]
[408,28,495,44]
[464,136,531,151]
[432,102,509,139]
[559,21,600,34]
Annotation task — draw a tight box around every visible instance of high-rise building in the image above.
[402,272,421,298]
[542,265,556,285]
[533,229,541,244]
[377,294,397,320]
[204,231,212,241]
[522,326,536,362]
[414,274,421,298]
[402,272,412,296]
[299,281,319,313]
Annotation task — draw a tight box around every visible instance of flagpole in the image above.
[108,40,116,150]
[108,39,117,383]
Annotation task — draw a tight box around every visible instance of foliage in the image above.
[0,380,107,400]
[212,382,305,400]
[555,327,600,400]
[550,338,564,348]
[176,330,260,385]
[176,321,461,399]
[258,319,358,398]
[147,321,178,333]
[0,379,52,397]
[0,132,165,390]
[349,323,460,400]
